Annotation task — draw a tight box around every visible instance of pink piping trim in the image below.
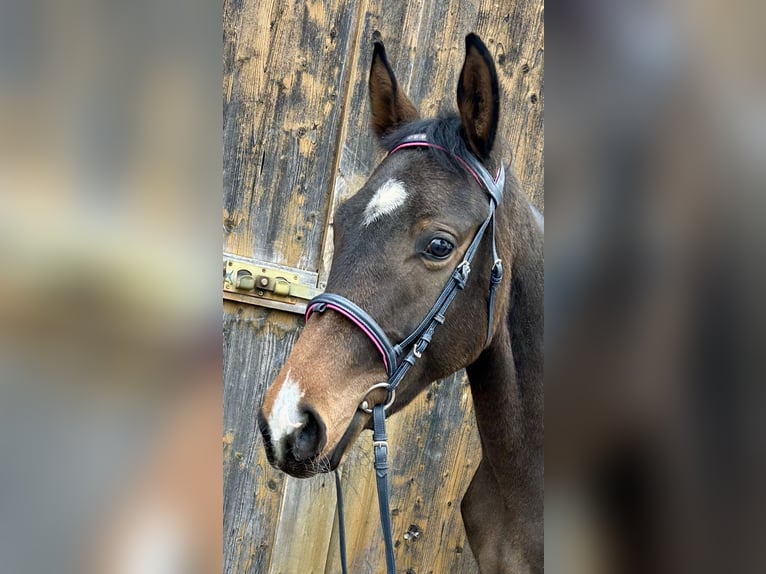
[388,141,502,186]
[306,303,389,372]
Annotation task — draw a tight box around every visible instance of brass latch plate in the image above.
[223,253,322,314]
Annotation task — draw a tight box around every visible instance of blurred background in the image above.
[546,0,766,572]
[0,0,764,572]
[0,0,221,572]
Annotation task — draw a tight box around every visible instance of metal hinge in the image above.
[223,253,323,314]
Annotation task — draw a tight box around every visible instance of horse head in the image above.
[259,34,513,478]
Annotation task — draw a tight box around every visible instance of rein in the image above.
[304,135,504,573]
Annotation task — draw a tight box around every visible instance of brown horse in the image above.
[259,34,543,573]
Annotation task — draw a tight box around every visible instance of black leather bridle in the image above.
[305,134,505,574]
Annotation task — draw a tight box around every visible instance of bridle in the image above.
[304,134,505,574]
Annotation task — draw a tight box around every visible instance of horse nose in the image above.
[286,405,326,462]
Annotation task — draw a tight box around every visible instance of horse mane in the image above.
[380,115,473,178]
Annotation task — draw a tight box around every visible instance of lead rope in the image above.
[373,404,396,574]
[333,406,394,574]
[334,470,349,574]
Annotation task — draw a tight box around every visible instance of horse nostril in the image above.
[290,406,326,462]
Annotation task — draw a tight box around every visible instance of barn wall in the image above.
[223,0,543,572]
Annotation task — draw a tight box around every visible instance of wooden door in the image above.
[223,1,543,572]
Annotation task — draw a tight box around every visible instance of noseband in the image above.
[304,134,505,574]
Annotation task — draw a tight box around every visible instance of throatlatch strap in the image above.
[373,404,396,574]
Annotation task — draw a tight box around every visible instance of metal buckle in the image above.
[454,261,471,288]
[359,382,396,413]
[490,258,503,282]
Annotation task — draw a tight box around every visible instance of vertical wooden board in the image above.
[223,304,300,574]
[401,0,544,208]
[386,373,483,574]
[314,0,461,283]
[223,0,364,270]
[268,474,338,573]
[481,0,545,210]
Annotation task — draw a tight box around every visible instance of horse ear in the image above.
[457,33,500,160]
[369,40,419,138]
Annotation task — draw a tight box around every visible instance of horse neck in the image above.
[466,190,544,482]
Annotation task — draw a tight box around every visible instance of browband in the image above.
[390,133,505,204]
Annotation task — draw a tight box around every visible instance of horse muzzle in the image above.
[257,404,328,478]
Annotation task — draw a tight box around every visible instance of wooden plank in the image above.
[386,373,483,573]
[223,0,366,272]
[489,0,545,210]
[223,303,300,574]
[268,475,338,573]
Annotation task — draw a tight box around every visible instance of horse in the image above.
[258,33,543,573]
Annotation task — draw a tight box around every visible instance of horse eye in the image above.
[424,238,455,260]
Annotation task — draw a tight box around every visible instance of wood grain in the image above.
[223,0,543,572]
[224,0,364,271]
[223,304,297,574]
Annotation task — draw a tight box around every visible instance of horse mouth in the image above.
[258,407,369,479]
[326,409,368,469]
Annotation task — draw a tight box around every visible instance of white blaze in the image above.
[268,371,306,462]
[530,204,544,232]
[362,179,408,226]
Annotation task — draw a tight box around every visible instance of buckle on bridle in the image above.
[359,382,396,413]
[372,439,389,473]
[490,258,503,285]
[454,261,471,288]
